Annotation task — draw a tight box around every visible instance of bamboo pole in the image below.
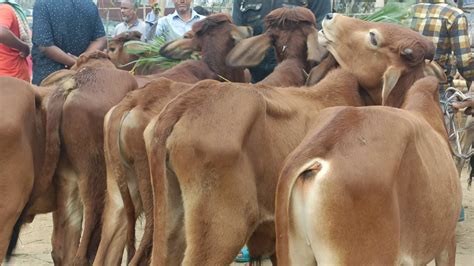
[159,0,166,16]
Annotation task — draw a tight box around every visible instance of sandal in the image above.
[234,246,251,263]
[458,206,465,222]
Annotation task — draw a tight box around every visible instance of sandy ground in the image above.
[4,174,474,265]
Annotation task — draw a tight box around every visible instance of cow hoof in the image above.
[73,257,89,266]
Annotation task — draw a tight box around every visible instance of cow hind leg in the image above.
[0,170,32,261]
[0,131,35,261]
[163,170,186,266]
[246,221,276,261]
[52,167,83,266]
[94,167,138,266]
[129,159,154,266]
[179,167,259,265]
[74,155,107,265]
[434,234,456,266]
[149,169,186,266]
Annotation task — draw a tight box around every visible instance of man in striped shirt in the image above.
[411,0,472,222]
[410,0,474,88]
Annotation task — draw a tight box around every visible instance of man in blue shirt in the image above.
[155,0,205,42]
[32,0,106,85]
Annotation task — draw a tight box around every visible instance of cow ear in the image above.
[160,38,196,60]
[382,66,402,105]
[226,34,272,68]
[400,39,434,66]
[306,28,328,64]
[423,60,447,83]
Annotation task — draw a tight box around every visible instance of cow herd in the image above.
[0,7,462,266]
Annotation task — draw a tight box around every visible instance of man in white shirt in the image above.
[113,0,147,42]
[155,0,205,42]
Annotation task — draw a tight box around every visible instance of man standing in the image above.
[155,0,205,42]
[32,0,107,85]
[145,1,160,42]
[410,0,474,223]
[232,0,331,83]
[410,0,474,89]
[113,0,147,42]
[0,0,30,81]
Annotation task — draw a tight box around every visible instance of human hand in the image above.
[19,47,30,58]
[452,94,474,115]
[65,53,78,68]
[67,53,78,60]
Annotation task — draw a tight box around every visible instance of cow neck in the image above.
[260,58,307,87]
[402,79,449,143]
[201,41,246,83]
[304,73,363,109]
[385,67,426,108]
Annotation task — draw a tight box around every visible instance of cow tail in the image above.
[145,82,211,264]
[35,87,69,199]
[274,162,307,265]
[5,203,30,260]
[105,106,137,262]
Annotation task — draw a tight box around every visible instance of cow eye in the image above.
[369,31,378,46]
[109,47,115,52]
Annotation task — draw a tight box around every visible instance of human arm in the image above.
[452,96,474,115]
[32,0,75,66]
[0,26,30,56]
[0,6,29,56]
[232,0,243,26]
[38,46,76,66]
[85,36,107,53]
[450,14,474,83]
[85,7,107,52]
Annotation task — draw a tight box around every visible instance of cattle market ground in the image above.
[5,172,474,265]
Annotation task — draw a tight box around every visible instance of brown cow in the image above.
[38,51,138,265]
[0,71,74,262]
[143,14,444,265]
[275,76,460,265]
[95,13,250,266]
[107,31,167,75]
[97,8,329,265]
[226,7,327,87]
[107,31,141,71]
[0,78,42,262]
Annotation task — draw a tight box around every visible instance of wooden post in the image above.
[159,0,166,16]
[375,0,384,9]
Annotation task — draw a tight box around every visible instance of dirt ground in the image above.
[4,174,474,265]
